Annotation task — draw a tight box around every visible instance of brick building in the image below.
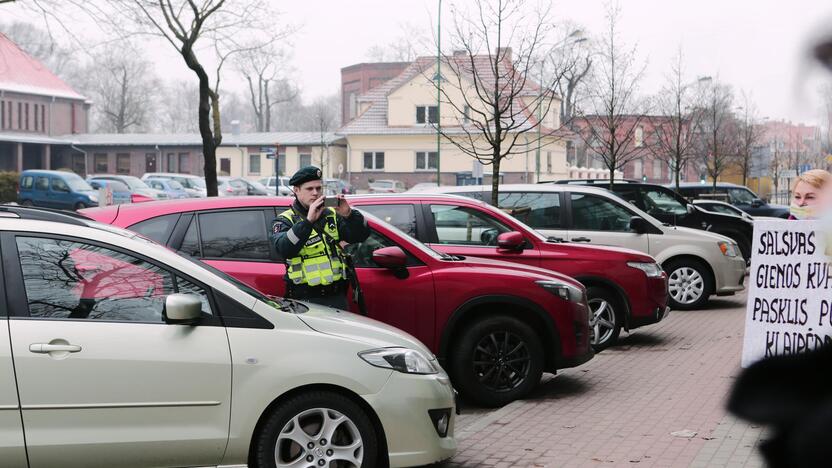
[341,62,410,126]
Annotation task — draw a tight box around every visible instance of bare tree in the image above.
[365,22,426,62]
[769,135,785,201]
[0,21,77,76]
[648,50,705,190]
[550,21,592,124]
[308,94,340,176]
[236,45,298,132]
[80,44,160,133]
[428,0,569,205]
[821,85,832,155]
[156,80,199,133]
[734,92,765,186]
[574,2,649,189]
[697,82,739,191]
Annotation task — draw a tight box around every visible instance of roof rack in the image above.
[0,205,91,227]
[546,179,641,185]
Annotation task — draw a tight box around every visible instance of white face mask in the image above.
[790,203,817,220]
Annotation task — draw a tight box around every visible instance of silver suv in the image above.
[431,184,746,310]
[0,207,456,467]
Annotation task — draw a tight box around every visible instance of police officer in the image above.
[272,166,370,309]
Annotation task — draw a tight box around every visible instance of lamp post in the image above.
[535,31,586,182]
[436,0,442,186]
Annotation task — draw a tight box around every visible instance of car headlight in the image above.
[535,280,584,302]
[87,194,99,202]
[359,347,439,375]
[718,241,738,257]
[627,261,664,277]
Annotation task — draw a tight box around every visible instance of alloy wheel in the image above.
[472,331,532,393]
[275,407,363,468]
[668,267,704,305]
[588,298,616,346]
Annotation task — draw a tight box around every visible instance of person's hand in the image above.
[307,196,325,223]
[335,194,352,217]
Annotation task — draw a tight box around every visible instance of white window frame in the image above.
[415,151,438,171]
[416,105,439,125]
[363,151,385,171]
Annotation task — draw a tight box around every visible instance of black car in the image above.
[548,179,755,261]
[670,182,789,218]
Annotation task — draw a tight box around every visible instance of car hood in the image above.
[294,304,434,356]
[541,240,655,263]
[448,254,584,289]
[693,207,753,229]
[671,225,735,243]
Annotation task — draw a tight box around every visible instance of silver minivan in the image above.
[431,184,746,310]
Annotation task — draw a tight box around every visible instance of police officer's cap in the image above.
[289,166,323,187]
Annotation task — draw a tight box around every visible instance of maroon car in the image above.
[348,194,669,350]
[82,197,593,407]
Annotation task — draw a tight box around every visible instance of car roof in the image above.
[674,182,741,188]
[419,183,620,197]
[21,169,80,177]
[143,172,202,179]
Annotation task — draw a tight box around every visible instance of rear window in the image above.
[20,176,33,189]
[129,214,181,245]
[198,210,270,260]
[498,192,563,229]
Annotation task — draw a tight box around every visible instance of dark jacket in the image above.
[272,199,370,265]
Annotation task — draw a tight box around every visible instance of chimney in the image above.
[496,47,512,61]
[231,119,240,136]
[453,50,468,57]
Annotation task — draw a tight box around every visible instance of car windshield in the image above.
[121,176,150,190]
[66,175,93,191]
[191,178,206,189]
[167,180,184,190]
[373,181,393,188]
[250,181,268,191]
[728,188,757,204]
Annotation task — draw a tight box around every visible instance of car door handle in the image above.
[571,237,592,243]
[29,343,82,354]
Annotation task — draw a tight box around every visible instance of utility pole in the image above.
[436,0,442,186]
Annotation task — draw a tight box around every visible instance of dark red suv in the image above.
[347,194,669,350]
[82,197,593,406]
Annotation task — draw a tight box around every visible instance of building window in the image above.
[34,104,39,132]
[41,104,46,133]
[547,151,552,173]
[116,153,130,174]
[635,126,644,147]
[363,151,384,170]
[166,153,177,172]
[299,153,311,168]
[416,106,438,124]
[415,151,438,170]
[349,93,357,119]
[24,103,29,131]
[633,159,643,179]
[18,102,22,129]
[653,159,662,179]
[178,153,190,173]
[94,153,108,173]
[220,158,231,175]
[249,154,260,175]
[0,100,4,129]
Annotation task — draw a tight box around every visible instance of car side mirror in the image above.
[163,293,203,325]
[372,246,407,269]
[687,204,695,214]
[751,199,764,208]
[629,216,650,234]
[497,231,525,251]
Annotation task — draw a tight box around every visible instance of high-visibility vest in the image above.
[279,207,345,287]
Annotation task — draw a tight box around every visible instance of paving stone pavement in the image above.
[428,289,768,467]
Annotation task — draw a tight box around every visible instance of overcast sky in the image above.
[4,0,832,124]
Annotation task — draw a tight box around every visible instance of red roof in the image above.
[0,33,86,100]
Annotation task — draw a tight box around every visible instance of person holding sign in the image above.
[789,169,831,220]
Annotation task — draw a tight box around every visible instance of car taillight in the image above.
[131,194,153,203]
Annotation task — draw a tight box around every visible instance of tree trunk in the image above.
[490,155,501,207]
[608,166,615,191]
[182,43,219,197]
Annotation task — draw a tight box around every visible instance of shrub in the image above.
[0,172,19,203]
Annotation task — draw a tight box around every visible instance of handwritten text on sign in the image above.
[742,219,832,367]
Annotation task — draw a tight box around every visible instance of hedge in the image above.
[0,172,19,204]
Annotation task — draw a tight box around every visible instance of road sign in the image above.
[781,169,797,178]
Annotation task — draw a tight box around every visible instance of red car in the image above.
[82,197,593,407]
[347,194,669,350]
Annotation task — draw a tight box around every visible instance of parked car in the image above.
[550,180,755,262]
[87,179,135,205]
[18,170,99,210]
[141,172,207,198]
[692,199,756,222]
[82,197,594,406]
[87,174,169,201]
[237,178,271,196]
[259,176,292,195]
[325,178,354,195]
[369,179,406,193]
[145,178,190,199]
[0,205,456,468]
[672,182,789,218]
[348,193,669,350]
[427,184,747,310]
[408,182,447,193]
[217,177,248,197]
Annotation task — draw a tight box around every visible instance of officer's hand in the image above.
[335,195,351,217]
[307,196,325,223]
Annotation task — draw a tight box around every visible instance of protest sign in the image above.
[742,219,832,367]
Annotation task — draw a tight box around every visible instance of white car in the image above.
[141,172,207,198]
[259,176,293,196]
[87,174,169,200]
[431,184,747,310]
[0,207,457,468]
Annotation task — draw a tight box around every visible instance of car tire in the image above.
[252,390,378,468]
[586,286,622,351]
[20,200,33,206]
[74,202,87,210]
[664,259,713,310]
[450,315,544,407]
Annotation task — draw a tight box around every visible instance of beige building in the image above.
[338,55,570,189]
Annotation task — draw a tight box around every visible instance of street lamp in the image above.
[535,31,587,182]
[436,0,442,186]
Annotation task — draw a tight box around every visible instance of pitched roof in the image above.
[338,54,564,137]
[65,132,345,147]
[0,33,86,101]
